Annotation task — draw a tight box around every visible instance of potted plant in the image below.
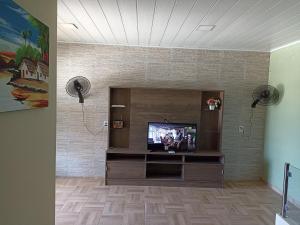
[206,98,221,111]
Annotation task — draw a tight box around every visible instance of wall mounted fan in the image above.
[65,76,102,136]
[251,85,280,108]
[66,76,91,103]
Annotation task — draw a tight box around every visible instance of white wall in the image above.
[0,0,57,224]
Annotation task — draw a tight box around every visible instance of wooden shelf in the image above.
[146,176,183,181]
[146,160,183,164]
[111,104,126,108]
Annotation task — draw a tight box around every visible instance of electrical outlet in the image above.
[103,121,108,127]
[239,126,245,135]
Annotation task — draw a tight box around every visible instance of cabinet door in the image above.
[107,162,145,179]
[184,164,223,182]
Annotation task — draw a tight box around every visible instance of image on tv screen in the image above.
[147,122,197,151]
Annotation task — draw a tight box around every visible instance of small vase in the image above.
[209,105,215,111]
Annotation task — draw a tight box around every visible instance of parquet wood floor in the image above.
[56,177,284,225]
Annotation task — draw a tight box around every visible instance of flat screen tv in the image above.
[147,122,197,152]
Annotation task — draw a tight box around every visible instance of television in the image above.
[147,122,197,152]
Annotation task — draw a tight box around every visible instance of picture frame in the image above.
[112,120,124,129]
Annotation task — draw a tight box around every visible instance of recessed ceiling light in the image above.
[196,25,216,31]
[59,23,79,30]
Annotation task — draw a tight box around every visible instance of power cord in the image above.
[81,103,104,136]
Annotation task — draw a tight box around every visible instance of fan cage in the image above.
[66,76,91,98]
[252,85,279,106]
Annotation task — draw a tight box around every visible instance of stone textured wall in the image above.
[57,43,269,180]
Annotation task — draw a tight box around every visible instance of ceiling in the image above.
[57,0,300,52]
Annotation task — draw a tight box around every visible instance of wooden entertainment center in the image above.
[106,88,224,188]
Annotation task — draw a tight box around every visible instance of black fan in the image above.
[251,85,279,108]
[66,76,91,103]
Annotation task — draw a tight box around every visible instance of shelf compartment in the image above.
[147,154,183,163]
[184,164,223,181]
[185,156,221,163]
[146,163,182,179]
[107,153,145,162]
[107,162,145,179]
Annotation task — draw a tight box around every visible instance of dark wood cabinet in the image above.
[106,150,224,188]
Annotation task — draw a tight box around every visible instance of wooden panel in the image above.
[107,162,145,179]
[184,164,223,182]
[129,88,202,151]
[199,91,224,151]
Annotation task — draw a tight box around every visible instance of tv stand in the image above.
[107,87,225,188]
[106,148,224,187]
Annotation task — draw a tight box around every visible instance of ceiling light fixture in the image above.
[59,23,79,30]
[196,25,216,31]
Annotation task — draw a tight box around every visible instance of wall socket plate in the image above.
[103,121,108,127]
[239,125,245,134]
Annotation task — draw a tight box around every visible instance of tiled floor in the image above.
[56,177,285,225]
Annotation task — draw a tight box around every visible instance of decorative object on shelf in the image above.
[0,0,50,112]
[206,98,221,110]
[113,120,124,129]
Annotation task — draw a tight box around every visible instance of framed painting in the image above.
[0,0,49,112]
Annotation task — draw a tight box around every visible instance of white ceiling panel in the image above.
[80,0,117,44]
[194,0,260,48]
[57,0,300,52]
[63,0,106,43]
[170,0,217,46]
[117,0,139,45]
[96,0,128,44]
[207,0,283,48]
[148,0,176,46]
[137,0,156,45]
[58,0,94,42]
[159,0,198,47]
[184,0,239,47]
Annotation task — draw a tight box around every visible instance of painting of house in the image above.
[19,58,49,83]
[0,0,49,112]
[36,61,49,82]
[19,58,37,79]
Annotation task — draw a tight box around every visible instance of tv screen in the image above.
[147,122,197,151]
